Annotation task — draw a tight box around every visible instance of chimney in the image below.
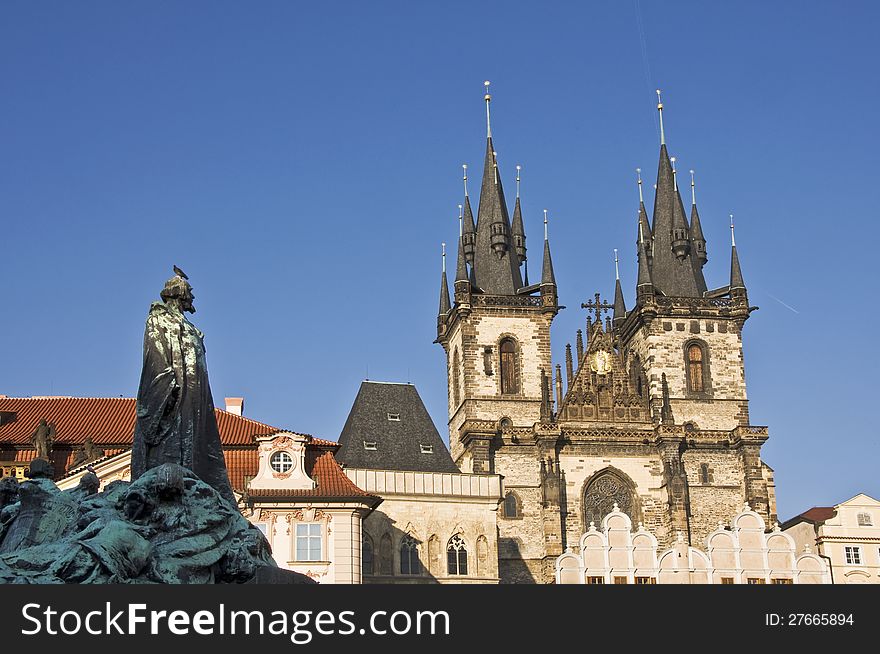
[224,397,244,416]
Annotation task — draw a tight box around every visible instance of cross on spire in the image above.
[581,292,613,323]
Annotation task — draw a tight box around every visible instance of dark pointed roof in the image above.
[690,203,706,254]
[462,194,476,263]
[511,196,526,261]
[439,268,450,315]
[730,244,745,290]
[613,278,626,321]
[472,138,523,294]
[637,221,653,292]
[648,145,703,297]
[335,382,459,473]
[541,237,555,285]
[638,200,652,259]
[455,236,469,284]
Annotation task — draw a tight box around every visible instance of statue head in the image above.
[160,274,196,314]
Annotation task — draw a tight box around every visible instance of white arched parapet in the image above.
[601,504,633,533]
[631,523,659,573]
[555,551,584,585]
[795,553,830,585]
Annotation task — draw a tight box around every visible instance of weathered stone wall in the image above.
[360,493,499,584]
[626,317,748,430]
[559,451,673,547]
[445,307,553,464]
[683,449,746,547]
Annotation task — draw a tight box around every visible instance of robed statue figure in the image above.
[131,270,236,505]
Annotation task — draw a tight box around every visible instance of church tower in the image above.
[436,87,775,584]
[436,82,558,476]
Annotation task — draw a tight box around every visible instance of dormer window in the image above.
[387,413,400,421]
[363,441,378,451]
[420,444,433,454]
[269,451,294,474]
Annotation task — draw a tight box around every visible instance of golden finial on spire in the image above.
[543,209,549,240]
[730,214,736,247]
[516,164,521,198]
[614,248,620,280]
[442,242,447,273]
[670,156,677,191]
[458,204,463,235]
[493,150,498,185]
[656,89,666,146]
[484,80,492,138]
[690,169,696,205]
[636,167,643,203]
[462,164,468,197]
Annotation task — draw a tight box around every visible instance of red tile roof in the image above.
[0,396,339,483]
[0,397,337,447]
[798,507,836,523]
[247,450,378,501]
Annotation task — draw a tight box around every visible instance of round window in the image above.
[270,451,294,474]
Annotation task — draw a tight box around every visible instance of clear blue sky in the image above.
[1,1,877,521]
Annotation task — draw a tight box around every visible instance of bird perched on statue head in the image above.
[173,265,188,280]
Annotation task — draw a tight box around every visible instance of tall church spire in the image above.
[541,210,556,286]
[511,165,528,284]
[637,220,654,304]
[646,91,703,298]
[613,248,627,325]
[729,214,746,292]
[438,242,451,317]
[472,81,524,295]
[636,167,653,267]
[689,169,707,267]
[461,165,476,264]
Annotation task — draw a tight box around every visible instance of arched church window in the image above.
[447,535,468,575]
[687,343,706,393]
[583,471,637,528]
[500,338,518,394]
[502,491,521,518]
[379,533,393,575]
[451,348,461,407]
[362,535,374,577]
[399,535,421,575]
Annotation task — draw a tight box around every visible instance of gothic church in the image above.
[435,87,775,584]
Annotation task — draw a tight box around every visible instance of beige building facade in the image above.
[347,468,502,583]
[782,494,880,584]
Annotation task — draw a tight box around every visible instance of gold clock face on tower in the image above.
[590,350,613,375]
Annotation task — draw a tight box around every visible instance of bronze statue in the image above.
[131,269,235,505]
[29,419,55,460]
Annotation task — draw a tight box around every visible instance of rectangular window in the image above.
[771,578,793,585]
[845,546,862,565]
[720,577,735,585]
[613,576,628,585]
[586,576,605,585]
[387,413,400,421]
[635,576,656,585]
[296,524,322,562]
[747,578,766,584]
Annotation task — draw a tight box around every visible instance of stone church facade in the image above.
[435,88,776,584]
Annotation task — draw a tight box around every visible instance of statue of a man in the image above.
[131,270,236,505]
[30,419,55,460]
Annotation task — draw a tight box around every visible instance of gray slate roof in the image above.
[335,381,459,473]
